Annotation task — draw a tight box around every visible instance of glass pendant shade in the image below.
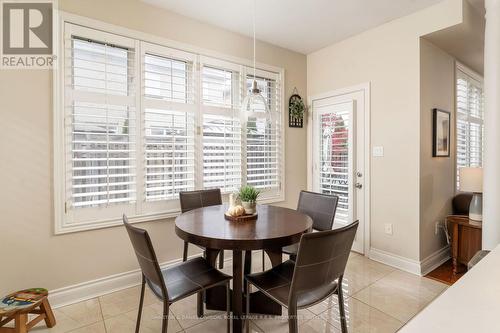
[242,80,272,120]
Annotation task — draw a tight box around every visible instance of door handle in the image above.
[355,183,363,189]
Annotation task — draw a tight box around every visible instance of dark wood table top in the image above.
[175,204,313,250]
[446,215,482,229]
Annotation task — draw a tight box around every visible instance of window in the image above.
[201,61,242,193]
[245,74,281,190]
[142,46,197,205]
[56,22,284,232]
[456,64,484,189]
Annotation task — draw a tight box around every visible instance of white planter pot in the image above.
[241,201,256,215]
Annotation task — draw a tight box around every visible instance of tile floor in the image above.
[26,252,447,333]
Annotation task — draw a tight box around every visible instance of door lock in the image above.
[356,172,363,177]
[355,183,363,189]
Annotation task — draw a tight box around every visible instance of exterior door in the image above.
[311,90,366,253]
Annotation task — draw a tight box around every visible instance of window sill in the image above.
[55,193,285,235]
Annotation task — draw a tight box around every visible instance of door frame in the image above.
[307,82,371,255]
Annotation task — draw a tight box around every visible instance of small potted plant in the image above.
[238,185,260,215]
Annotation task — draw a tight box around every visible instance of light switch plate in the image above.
[384,223,393,235]
[373,146,384,157]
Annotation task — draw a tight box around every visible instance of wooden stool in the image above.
[0,289,56,333]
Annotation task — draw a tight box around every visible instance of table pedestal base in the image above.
[205,287,282,316]
[204,248,283,333]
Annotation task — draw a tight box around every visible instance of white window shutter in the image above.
[142,48,197,201]
[201,63,242,192]
[66,29,137,212]
[245,73,282,194]
[456,66,484,188]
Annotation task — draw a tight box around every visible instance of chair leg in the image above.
[219,250,225,269]
[226,281,231,333]
[197,249,205,318]
[162,301,169,333]
[14,313,28,333]
[288,305,298,333]
[183,241,189,261]
[261,250,265,271]
[40,298,56,328]
[135,276,146,333]
[245,280,250,333]
[337,276,348,333]
[197,292,204,318]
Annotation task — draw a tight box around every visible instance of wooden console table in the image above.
[446,215,482,274]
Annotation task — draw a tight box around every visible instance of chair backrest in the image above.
[452,193,472,215]
[179,189,222,213]
[289,221,359,305]
[123,215,168,299]
[297,191,339,231]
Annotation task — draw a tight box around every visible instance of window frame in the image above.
[54,13,285,234]
[455,62,484,191]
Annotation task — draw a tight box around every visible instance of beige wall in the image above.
[307,0,463,261]
[419,39,456,260]
[0,0,307,296]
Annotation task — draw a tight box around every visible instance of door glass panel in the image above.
[319,109,350,224]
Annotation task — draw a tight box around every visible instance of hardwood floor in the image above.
[425,259,464,285]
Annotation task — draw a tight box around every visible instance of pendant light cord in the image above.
[253,0,256,80]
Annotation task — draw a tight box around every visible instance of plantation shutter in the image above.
[245,69,282,194]
[456,67,484,188]
[64,24,138,223]
[201,58,242,193]
[141,43,197,203]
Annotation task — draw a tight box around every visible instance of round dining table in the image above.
[175,204,313,333]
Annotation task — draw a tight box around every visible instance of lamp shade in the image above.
[459,167,483,193]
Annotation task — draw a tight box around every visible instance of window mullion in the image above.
[135,40,145,215]
[241,65,248,187]
[195,58,204,190]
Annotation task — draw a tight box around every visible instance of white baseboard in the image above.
[420,246,450,276]
[49,253,203,309]
[368,246,450,276]
[49,246,450,309]
[369,248,421,275]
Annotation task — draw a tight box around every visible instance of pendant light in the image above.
[241,0,271,117]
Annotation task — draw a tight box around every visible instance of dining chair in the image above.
[179,189,225,269]
[123,215,232,333]
[247,220,359,333]
[262,190,339,269]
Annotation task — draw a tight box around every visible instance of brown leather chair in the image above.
[261,191,339,269]
[283,191,339,256]
[179,189,225,269]
[452,192,473,215]
[247,220,359,333]
[123,215,231,333]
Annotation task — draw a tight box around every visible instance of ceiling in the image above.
[143,0,444,54]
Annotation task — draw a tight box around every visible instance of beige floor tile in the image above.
[251,316,340,333]
[352,270,446,323]
[295,317,340,333]
[307,294,342,316]
[105,302,182,333]
[344,255,395,295]
[30,298,102,333]
[169,294,225,330]
[251,308,316,333]
[320,297,403,333]
[99,285,156,319]
[67,321,106,333]
[183,315,236,333]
